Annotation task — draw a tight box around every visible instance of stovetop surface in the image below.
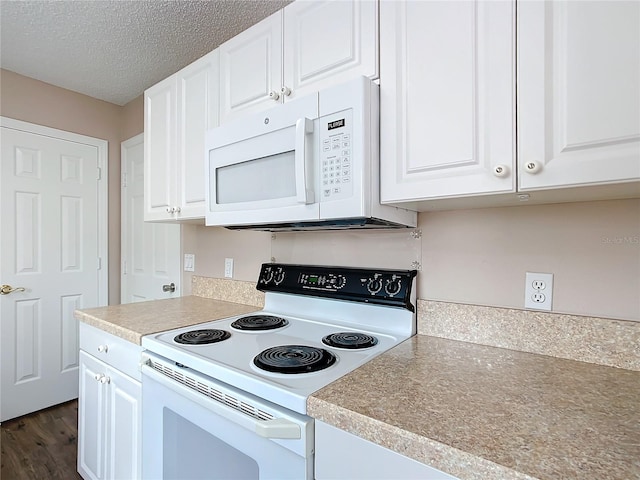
[142,263,417,414]
[142,307,408,414]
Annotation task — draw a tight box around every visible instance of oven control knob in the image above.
[260,268,274,285]
[367,276,382,294]
[274,268,285,285]
[385,277,402,296]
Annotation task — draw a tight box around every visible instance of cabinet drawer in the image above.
[79,323,143,381]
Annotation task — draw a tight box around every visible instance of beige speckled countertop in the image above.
[76,290,638,479]
[308,335,640,480]
[74,295,259,344]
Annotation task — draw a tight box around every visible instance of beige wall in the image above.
[181,224,271,296]
[121,94,144,140]
[1,69,138,305]
[418,199,639,321]
[187,199,640,322]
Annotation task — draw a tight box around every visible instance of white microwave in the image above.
[205,76,416,231]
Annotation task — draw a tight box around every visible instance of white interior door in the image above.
[0,119,107,421]
[121,134,181,303]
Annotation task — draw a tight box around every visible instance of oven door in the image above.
[205,93,320,228]
[141,355,313,480]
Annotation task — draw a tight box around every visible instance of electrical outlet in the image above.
[224,258,234,278]
[525,272,553,311]
[183,254,195,272]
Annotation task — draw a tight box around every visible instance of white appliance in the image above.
[141,263,417,479]
[205,76,417,231]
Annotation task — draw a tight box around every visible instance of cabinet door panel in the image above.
[144,80,176,221]
[380,0,515,203]
[518,1,640,190]
[107,368,141,480]
[283,0,378,99]
[78,352,107,480]
[177,49,219,218]
[219,12,283,124]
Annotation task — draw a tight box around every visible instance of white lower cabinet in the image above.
[315,421,459,480]
[78,324,142,480]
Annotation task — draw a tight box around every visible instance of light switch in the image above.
[184,254,195,272]
[224,258,234,278]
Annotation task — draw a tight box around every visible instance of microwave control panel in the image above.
[319,109,354,202]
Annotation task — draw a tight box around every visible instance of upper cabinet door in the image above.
[145,49,219,222]
[283,0,378,101]
[518,1,640,191]
[380,0,516,203]
[144,78,177,221]
[219,12,283,124]
[177,49,219,219]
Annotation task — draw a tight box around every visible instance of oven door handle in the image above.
[295,117,314,204]
[142,363,302,440]
[255,418,301,439]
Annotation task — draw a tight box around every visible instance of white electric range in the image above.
[140,263,417,480]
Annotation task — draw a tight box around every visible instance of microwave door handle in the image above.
[295,118,314,204]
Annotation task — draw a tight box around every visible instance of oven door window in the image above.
[163,408,258,479]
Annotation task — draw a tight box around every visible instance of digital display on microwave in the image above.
[327,119,345,130]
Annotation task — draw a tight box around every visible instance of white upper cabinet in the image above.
[381,0,639,208]
[219,0,378,124]
[144,49,219,221]
[283,0,378,99]
[219,12,283,124]
[517,0,640,191]
[380,0,516,203]
[144,79,176,220]
[177,51,220,219]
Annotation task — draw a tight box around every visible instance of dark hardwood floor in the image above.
[1,400,83,480]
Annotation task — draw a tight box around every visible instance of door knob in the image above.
[162,283,176,293]
[1,284,26,295]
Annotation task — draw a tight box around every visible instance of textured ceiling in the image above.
[0,0,293,105]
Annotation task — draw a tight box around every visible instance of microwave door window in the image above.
[216,151,296,204]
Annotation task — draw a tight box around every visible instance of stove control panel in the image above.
[257,263,417,311]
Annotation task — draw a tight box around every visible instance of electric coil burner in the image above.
[322,332,379,349]
[254,345,337,374]
[231,315,289,331]
[174,329,231,345]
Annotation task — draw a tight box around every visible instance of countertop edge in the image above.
[75,310,142,344]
